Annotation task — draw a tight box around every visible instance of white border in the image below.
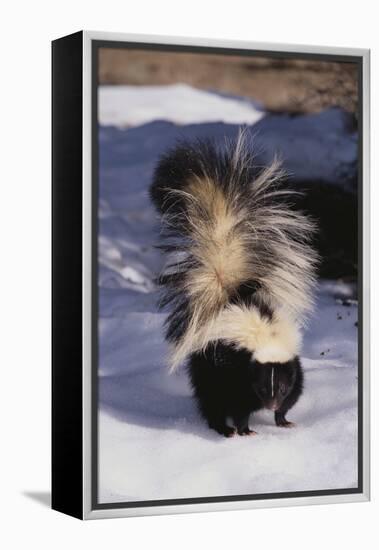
[82,30,370,520]
[361,46,370,503]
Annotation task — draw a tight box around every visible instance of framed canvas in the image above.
[52,30,370,520]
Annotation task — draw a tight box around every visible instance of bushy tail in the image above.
[150,132,318,370]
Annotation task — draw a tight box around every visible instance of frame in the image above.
[52,30,370,520]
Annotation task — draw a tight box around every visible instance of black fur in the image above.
[188,343,303,437]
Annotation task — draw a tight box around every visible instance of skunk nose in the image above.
[266,399,279,411]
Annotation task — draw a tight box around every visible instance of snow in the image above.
[99,89,358,192]
[99,282,358,503]
[99,84,265,127]
[252,108,358,191]
[97,85,358,504]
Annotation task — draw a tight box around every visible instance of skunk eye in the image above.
[260,387,267,395]
[280,384,287,395]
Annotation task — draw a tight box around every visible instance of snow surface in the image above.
[99,86,358,192]
[99,83,265,127]
[97,85,358,504]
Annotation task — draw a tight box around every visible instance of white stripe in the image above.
[271,367,274,398]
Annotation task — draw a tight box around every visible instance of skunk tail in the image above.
[150,132,318,370]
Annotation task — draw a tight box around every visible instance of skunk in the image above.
[150,132,318,437]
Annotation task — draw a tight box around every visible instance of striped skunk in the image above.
[150,132,318,437]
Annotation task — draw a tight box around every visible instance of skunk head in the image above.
[252,358,301,411]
